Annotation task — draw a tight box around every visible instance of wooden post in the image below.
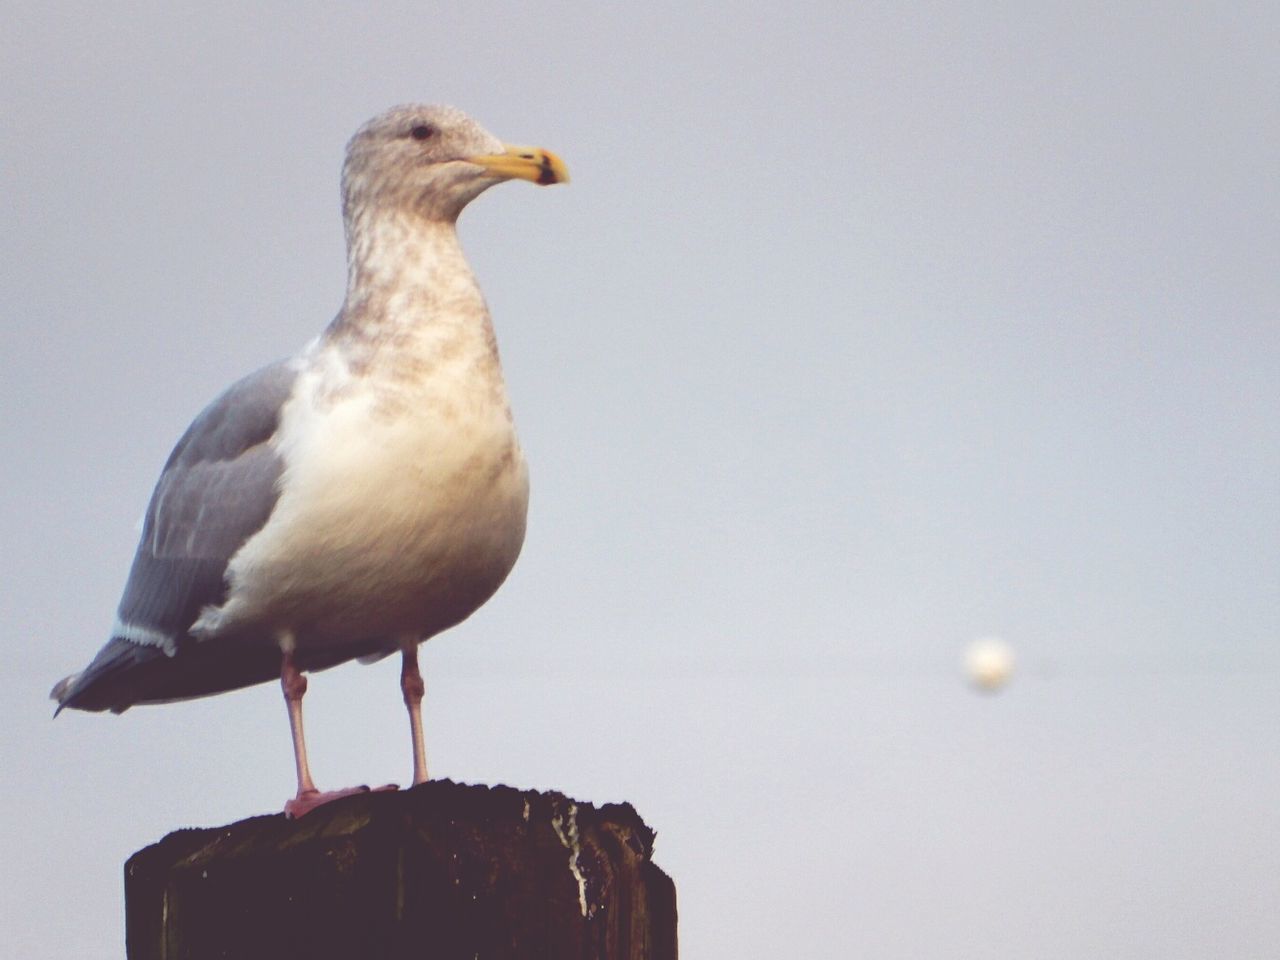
[125,780,677,959]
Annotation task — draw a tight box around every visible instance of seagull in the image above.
[51,105,568,817]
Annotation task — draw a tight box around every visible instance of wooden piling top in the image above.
[125,779,677,959]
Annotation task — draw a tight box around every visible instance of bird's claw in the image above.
[284,783,400,818]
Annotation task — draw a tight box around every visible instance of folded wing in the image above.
[54,360,299,712]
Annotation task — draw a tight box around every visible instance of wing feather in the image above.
[55,360,299,711]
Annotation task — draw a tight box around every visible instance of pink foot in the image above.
[284,783,399,818]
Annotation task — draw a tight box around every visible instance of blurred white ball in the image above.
[965,637,1015,691]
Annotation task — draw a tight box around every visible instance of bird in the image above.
[50,104,568,817]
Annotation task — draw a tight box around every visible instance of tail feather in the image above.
[53,633,396,713]
[49,673,82,716]
[53,636,190,713]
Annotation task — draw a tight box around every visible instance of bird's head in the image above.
[340,104,568,225]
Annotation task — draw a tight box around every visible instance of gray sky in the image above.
[3,2,1277,957]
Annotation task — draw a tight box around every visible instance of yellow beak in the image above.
[467,144,570,185]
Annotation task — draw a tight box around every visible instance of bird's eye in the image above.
[409,124,436,141]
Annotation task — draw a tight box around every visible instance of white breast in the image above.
[199,332,529,650]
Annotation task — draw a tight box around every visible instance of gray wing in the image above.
[54,359,299,712]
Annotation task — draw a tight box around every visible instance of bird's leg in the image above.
[281,646,319,799]
[401,643,429,785]
[280,644,389,818]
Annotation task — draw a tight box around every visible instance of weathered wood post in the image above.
[125,780,677,959]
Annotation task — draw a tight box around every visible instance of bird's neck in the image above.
[324,211,497,367]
